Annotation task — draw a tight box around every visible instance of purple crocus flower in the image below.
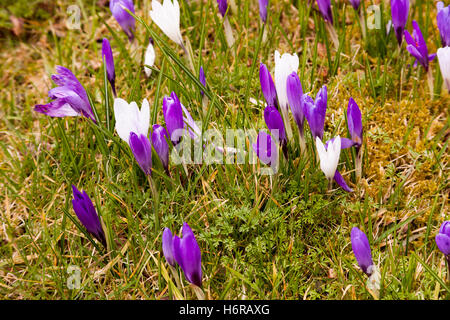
[252,131,277,166]
[199,66,206,96]
[34,66,95,122]
[436,221,450,256]
[264,106,286,144]
[110,0,135,41]
[351,227,374,276]
[152,124,169,172]
[437,2,450,47]
[286,72,305,136]
[71,185,106,247]
[163,92,184,145]
[102,38,116,97]
[391,0,409,45]
[217,0,228,17]
[129,132,152,176]
[162,227,176,267]
[303,85,327,140]
[259,63,278,108]
[259,0,268,23]
[173,222,202,287]
[316,0,333,24]
[349,0,360,10]
[404,21,436,72]
[347,97,362,147]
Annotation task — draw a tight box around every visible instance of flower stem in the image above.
[147,175,160,234]
[325,22,339,50]
[223,16,235,55]
[192,284,205,300]
[427,67,434,99]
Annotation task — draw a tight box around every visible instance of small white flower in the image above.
[144,40,156,77]
[114,98,150,144]
[316,136,341,180]
[437,46,450,92]
[274,50,299,111]
[149,0,183,47]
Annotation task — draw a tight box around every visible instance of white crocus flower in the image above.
[274,50,299,140]
[114,98,150,144]
[437,46,450,92]
[149,0,183,47]
[316,136,341,180]
[144,39,156,77]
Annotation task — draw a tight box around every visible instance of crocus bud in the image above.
[199,66,206,96]
[129,132,152,176]
[114,98,150,144]
[316,0,333,24]
[404,21,435,72]
[349,0,360,10]
[162,227,176,266]
[252,131,277,166]
[303,85,327,140]
[259,0,268,23]
[34,66,95,122]
[71,185,106,247]
[316,136,341,180]
[259,63,278,108]
[347,97,362,147]
[152,124,169,171]
[351,227,374,276]
[274,50,299,140]
[144,38,156,77]
[217,0,228,17]
[437,46,450,92]
[102,38,116,97]
[391,0,410,46]
[437,2,450,47]
[163,92,184,145]
[110,0,135,41]
[435,221,450,256]
[173,222,202,287]
[150,0,183,47]
[264,106,286,144]
[274,50,299,113]
[286,72,305,134]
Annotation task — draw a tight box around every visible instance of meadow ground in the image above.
[0,0,448,299]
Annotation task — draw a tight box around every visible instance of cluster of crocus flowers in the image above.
[390,0,410,46]
[71,185,106,247]
[34,66,96,122]
[110,0,136,41]
[114,98,152,175]
[102,38,116,97]
[163,223,202,288]
[351,227,380,297]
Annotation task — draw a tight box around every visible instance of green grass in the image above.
[0,0,448,299]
